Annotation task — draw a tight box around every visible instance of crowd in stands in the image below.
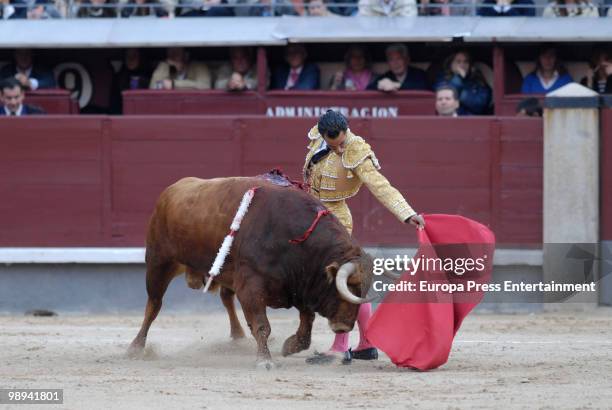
[2,0,612,19]
[1,44,611,116]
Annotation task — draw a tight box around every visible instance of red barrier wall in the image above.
[26,89,78,114]
[122,90,435,116]
[602,107,612,241]
[0,116,542,247]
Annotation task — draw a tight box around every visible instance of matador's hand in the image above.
[405,214,425,229]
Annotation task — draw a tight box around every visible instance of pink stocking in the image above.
[355,303,374,351]
[329,332,349,353]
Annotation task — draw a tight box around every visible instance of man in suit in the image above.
[271,44,320,90]
[1,78,45,116]
[0,49,56,90]
[0,0,28,19]
[367,43,428,91]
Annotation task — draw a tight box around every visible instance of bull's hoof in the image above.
[281,334,310,357]
[230,328,246,340]
[256,360,275,371]
[126,341,145,359]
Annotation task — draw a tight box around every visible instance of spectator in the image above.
[271,44,320,90]
[214,47,258,91]
[433,50,491,115]
[1,0,27,19]
[435,85,460,117]
[0,78,45,116]
[239,0,297,16]
[580,48,612,94]
[516,97,543,117]
[329,45,373,91]
[521,46,573,94]
[358,0,417,15]
[367,44,427,91]
[307,0,331,15]
[110,49,152,114]
[477,0,535,16]
[419,0,475,15]
[176,0,233,16]
[27,0,62,18]
[603,0,612,16]
[327,0,358,15]
[0,49,56,91]
[77,0,118,17]
[121,0,168,17]
[543,0,598,16]
[150,47,212,90]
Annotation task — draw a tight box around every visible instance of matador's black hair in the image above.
[317,109,348,139]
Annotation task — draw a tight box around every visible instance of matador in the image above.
[303,110,424,365]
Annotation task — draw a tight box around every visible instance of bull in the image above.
[128,175,377,368]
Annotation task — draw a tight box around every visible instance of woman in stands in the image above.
[543,0,598,17]
[581,48,612,94]
[521,46,573,94]
[329,45,373,91]
[433,50,492,115]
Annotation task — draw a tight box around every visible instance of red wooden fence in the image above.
[0,116,542,247]
[602,107,612,241]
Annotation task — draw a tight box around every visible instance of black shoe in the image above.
[305,350,352,365]
[351,347,378,360]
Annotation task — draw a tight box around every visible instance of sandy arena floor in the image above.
[1,308,612,409]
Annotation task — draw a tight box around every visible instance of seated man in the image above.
[271,44,320,90]
[358,0,417,16]
[435,85,460,117]
[150,47,211,90]
[367,43,428,91]
[0,78,45,116]
[76,0,118,17]
[0,49,56,90]
[1,0,28,19]
[176,0,233,16]
[214,47,258,91]
[477,0,535,16]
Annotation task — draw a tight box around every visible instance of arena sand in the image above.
[1,308,611,409]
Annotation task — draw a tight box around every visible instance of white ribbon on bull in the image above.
[203,187,259,293]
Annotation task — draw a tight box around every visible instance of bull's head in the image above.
[324,253,375,333]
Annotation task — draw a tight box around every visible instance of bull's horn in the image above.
[335,262,374,304]
[383,270,402,281]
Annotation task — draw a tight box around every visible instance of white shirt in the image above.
[537,70,560,90]
[2,4,16,19]
[4,104,24,116]
[17,67,39,91]
[285,66,303,90]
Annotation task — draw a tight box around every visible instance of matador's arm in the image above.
[354,158,417,223]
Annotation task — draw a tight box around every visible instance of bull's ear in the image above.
[325,262,340,284]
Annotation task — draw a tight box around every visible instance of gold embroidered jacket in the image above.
[303,125,416,223]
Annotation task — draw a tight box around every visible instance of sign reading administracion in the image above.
[265,106,400,118]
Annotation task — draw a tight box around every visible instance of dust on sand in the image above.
[1,308,612,409]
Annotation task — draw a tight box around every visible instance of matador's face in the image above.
[323,131,348,155]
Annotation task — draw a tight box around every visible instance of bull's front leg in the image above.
[235,276,274,370]
[282,309,314,357]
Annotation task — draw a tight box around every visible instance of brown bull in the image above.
[128,176,374,368]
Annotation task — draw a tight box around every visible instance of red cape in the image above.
[365,214,495,371]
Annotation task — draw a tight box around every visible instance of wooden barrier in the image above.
[0,115,543,247]
[122,90,435,116]
[601,105,612,241]
[26,89,78,114]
